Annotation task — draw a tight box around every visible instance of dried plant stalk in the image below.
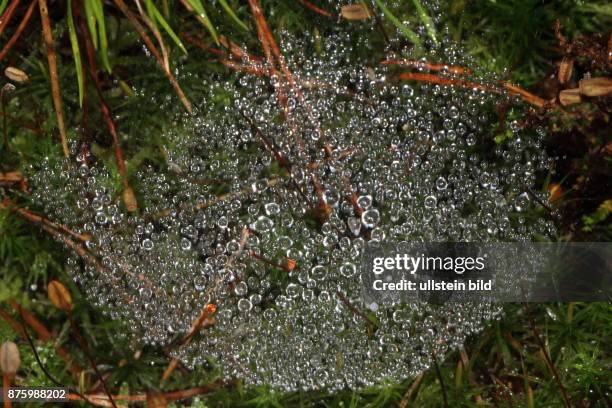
[39,0,69,157]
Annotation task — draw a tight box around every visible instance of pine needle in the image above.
[218,0,249,31]
[90,0,111,73]
[67,0,84,107]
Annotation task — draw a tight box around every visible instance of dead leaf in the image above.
[547,183,563,203]
[4,67,28,83]
[341,4,372,20]
[559,88,581,106]
[0,341,21,375]
[579,77,612,97]
[48,280,73,312]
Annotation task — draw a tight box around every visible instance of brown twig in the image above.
[381,59,471,75]
[0,0,20,37]
[38,0,69,157]
[397,72,548,108]
[0,199,91,241]
[113,0,192,112]
[503,83,548,108]
[0,0,37,63]
[76,4,137,212]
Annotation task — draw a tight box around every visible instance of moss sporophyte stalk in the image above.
[27,7,556,392]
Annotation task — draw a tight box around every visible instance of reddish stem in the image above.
[0,0,36,63]
[298,0,335,18]
[0,0,20,37]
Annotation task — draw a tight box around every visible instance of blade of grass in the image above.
[38,0,69,157]
[67,0,84,107]
[90,0,111,72]
[83,0,98,49]
[372,0,421,46]
[411,0,437,44]
[145,0,187,54]
[180,0,219,45]
[0,0,9,16]
[112,0,192,112]
[218,0,248,31]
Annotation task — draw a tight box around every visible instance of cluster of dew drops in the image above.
[28,6,556,392]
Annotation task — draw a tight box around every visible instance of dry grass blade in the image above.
[398,372,424,408]
[135,0,170,71]
[113,0,192,112]
[38,0,69,157]
[0,0,36,63]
